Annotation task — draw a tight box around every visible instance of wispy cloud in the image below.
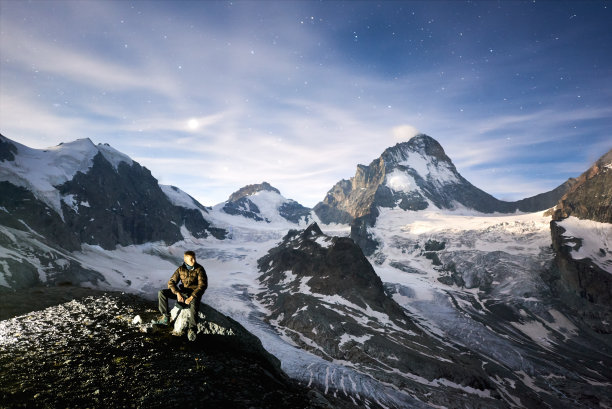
[1,1,610,206]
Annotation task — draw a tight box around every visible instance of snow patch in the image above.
[557,217,611,273]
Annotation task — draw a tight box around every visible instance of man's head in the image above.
[184,251,196,267]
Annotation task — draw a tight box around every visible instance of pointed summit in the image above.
[228,182,280,202]
[314,133,574,254]
[218,182,311,225]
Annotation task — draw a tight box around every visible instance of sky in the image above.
[1,0,610,207]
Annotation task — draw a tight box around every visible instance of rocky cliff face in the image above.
[544,149,612,332]
[56,152,225,249]
[548,149,612,223]
[314,134,571,254]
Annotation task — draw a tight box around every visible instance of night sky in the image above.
[1,0,610,207]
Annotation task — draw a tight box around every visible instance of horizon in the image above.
[1,1,611,207]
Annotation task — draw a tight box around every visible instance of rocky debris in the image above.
[0,290,360,409]
[0,225,108,291]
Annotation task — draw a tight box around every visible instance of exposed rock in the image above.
[547,149,612,223]
[228,181,280,202]
[57,152,225,249]
[0,134,18,161]
[278,200,312,224]
[543,149,612,331]
[223,196,267,222]
[0,289,360,409]
[547,221,612,332]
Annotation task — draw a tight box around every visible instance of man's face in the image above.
[184,254,195,267]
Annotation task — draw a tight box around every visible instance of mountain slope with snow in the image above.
[314,134,572,255]
[1,133,610,408]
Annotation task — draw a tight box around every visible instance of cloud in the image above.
[392,125,420,142]
[1,0,610,208]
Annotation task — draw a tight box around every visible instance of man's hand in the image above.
[177,293,185,303]
[185,296,194,305]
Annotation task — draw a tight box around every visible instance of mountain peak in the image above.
[228,182,281,202]
[381,133,452,168]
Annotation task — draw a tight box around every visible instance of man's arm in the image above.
[167,268,181,294]
[192,266,208,299]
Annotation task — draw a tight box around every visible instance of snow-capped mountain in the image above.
[314,134,572,254]
[0,134,225,289]
[1,133,610,408]
[217,182,311,225]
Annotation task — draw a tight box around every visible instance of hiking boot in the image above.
[188,328,196,341]
[156,315,170,326]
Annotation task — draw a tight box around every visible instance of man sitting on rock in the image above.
[157,250,208,341]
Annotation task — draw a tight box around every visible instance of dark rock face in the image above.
[315,134,572,254]
[0,290,358,409]
[0,135,17,162]
[549,222,612,309]
[543,149,612,332]
[56,152,225,250]
[222,197,267,222]
[278,200,311,224]
[548,149,612,223]
[256,223,517,408]
[0,181,81,251]
[228,181,280,202]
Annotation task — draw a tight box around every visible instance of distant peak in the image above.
[228,182,281,202]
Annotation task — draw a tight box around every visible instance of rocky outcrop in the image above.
[0,289,358,409]
[549,222,611,308]
[0,135,17,161]
[228,181,280,202]
[315,134,571,254]
[256,223,518,408]
[548,149,612,223]
[544,149,612,333]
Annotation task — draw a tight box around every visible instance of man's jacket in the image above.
[168,262,208,299]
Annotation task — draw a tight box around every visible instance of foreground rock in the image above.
[0,290,358,409]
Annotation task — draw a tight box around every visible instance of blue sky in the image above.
[1,0,610,207]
